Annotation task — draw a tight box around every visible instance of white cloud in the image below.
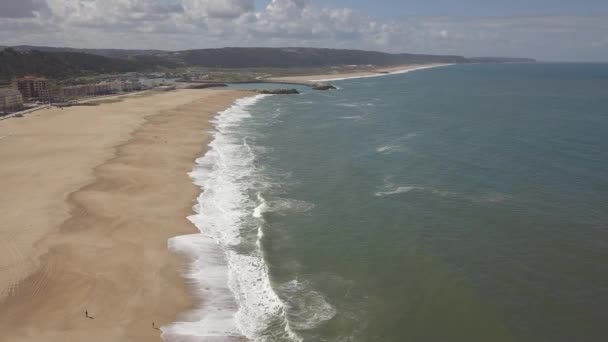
[1,0,607,61]
[183,0,253,19]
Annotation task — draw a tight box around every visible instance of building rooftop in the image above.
[17,76,48,81]
[0,87,20,94]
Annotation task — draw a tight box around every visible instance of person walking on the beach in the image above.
[85,310,89,318]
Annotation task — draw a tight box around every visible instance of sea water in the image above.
[165,63,608,342]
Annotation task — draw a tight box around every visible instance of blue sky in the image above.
[1,0,607,61]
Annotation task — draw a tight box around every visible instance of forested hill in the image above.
[0,48,176,80]
[170,47,468,68]
[9,45,166,59]
[0,46,535,80]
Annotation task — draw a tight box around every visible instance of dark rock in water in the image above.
[257,88,300,95]
[186,83,228,89]
[312,83,337,90]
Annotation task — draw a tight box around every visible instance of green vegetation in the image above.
[0,48,175,80]
[0,45,536,81]
[174,47,468,68]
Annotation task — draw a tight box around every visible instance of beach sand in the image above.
[268,64,448,83]
[0,64,445,342]
[0,89,252,341]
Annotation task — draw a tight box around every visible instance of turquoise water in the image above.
[175,64,608,341]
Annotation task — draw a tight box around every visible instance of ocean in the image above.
[164,63,608,342]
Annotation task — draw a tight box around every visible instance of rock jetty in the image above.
[185,83,228,89]
[312,83,337,90]
[257,88,300,95]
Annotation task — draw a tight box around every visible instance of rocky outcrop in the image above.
[257,88,300,95]
[312,83,337,90]
[185,83,228,89]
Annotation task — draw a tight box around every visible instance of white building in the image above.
[0,87,24,113]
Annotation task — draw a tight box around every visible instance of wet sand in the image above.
[0,89,253,341]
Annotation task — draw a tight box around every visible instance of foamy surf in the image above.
[376,144,403,154]
[375,186,420,197]
[163,95,301,342]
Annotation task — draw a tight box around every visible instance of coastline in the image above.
[162,94,275,342]
[0,88,253,341]
[1,63,450,341]
[268,63,452,84]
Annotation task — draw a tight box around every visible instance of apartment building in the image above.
[0,88,24,113]
[16,76,51,102]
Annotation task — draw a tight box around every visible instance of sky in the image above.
[1,0,607,61]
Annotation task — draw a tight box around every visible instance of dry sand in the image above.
[0,89,252,341]
[269,64,448,83]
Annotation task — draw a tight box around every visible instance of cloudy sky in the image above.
[1,0,607,61]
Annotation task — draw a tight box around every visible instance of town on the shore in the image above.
[0,71,338,117]
[0,75,175,117]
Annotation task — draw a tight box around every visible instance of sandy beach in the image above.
[269,64,448,83]
[0,63,444,341]
[0,89,252,341]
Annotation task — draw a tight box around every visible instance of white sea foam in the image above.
[310,64,452,82]
[278,280,337,331]
[374,186,420,197]
[376,133,418,154]
[336,103,358,108]
[336,102,375,109]
[162,95,302,342]
[376,144,403,154]
[253,193,270,219]
[254,194,314,219]
[339,115,366,121]
[163,234,242,341]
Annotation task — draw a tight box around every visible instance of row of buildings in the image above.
[1,76,146,114]
[60,81,144,100]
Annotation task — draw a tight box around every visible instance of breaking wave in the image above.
[163,95,301,342]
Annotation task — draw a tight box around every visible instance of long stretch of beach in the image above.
[0,63,444,341]
[0,89,252,341]
[269,64,449,83]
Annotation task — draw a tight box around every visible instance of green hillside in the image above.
[0,45,535,80]
[0,48,174,80]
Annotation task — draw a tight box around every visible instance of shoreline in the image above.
[162,95,274,341]
[309,63,453,82]
[268,63,452,84]
[0,88,253,341]
[1,64,449,341]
